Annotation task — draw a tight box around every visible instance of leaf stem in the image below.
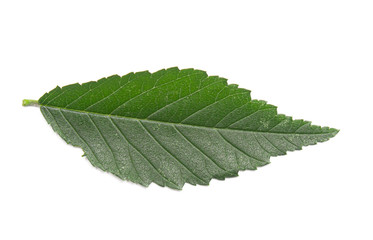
[22,99,39,107]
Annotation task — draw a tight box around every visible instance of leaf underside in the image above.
[37,67,338,189]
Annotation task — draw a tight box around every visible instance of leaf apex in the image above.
[328,128,340,137]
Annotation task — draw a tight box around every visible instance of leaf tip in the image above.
[329,128,340,137]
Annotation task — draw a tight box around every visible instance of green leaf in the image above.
[23,67,338,189]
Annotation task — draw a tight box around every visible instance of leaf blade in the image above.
[32,67,338,189]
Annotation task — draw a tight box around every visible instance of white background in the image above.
[1,1,372,239]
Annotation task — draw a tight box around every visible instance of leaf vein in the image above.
[283,136,301,149]
[147,78,219,119]
[110,119,180,189]
[261,134,286,155]
[57,109,105,169]
[180,92,247,123]
[268,118,287,132]
[253,134,273,156]
[174,125,235,176]
[109,71,201,115]
[87,114,122,177]
[65,80,108,108]
[138,121,208,185]
[228,107,275,128]
[213,101,250,127]
[84,74,135,112]
[108,117,146,185]
[216,130,268,164]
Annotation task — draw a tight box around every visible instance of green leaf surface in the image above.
[24,67,338,189]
